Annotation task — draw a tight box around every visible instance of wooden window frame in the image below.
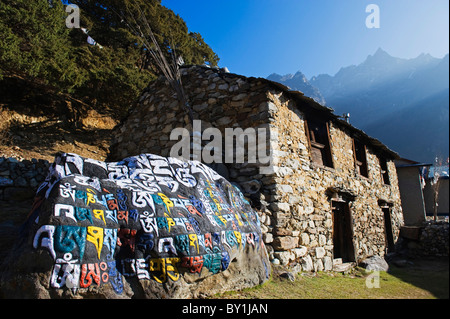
[305,118,334,169]
[379,156,391,185]
[352,139,369,178]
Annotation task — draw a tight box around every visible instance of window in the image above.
[352,139,368,177]
[379,157,390,185]
[305,118,334,168]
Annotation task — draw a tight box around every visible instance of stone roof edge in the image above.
[180,65,400,159]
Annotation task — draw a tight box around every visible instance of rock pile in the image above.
[0,152,270,298]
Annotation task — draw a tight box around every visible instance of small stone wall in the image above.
[418,221,449,256]
[0,157,50,201]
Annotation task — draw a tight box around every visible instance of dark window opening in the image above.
[305,118,334,168]
[332,199,356,263]
[353,139,368,178]
[379,157,390,185]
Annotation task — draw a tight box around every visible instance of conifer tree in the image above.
[0,0,219,119]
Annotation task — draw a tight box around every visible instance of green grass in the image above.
[214,260,449,299]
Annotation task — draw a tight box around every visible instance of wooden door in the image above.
[332,200,356,262]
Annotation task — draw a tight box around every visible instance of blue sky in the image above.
[161,0,449,79]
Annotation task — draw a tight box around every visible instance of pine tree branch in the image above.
[113,4,194,125]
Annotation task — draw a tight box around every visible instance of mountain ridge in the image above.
[267,49,449,163]
[267,71,326,105]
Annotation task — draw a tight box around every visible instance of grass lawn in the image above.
[214,258,449,299]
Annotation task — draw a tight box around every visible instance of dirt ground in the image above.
[0,75,118,162]
[0,109,114,162]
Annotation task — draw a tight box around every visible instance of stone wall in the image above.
[403,221,449,257]
[109,65,404,271]
[0,157,50,201]
[261,90,403,268]
[419,221,449,256]
[109,67,272,161]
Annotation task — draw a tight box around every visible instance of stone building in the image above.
[395,158,431,226]
[109,65,404,271]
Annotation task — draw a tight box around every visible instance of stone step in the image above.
[333,262,354,273]
[333,258,343,266]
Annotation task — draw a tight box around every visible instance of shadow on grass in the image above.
[388,257,449,299]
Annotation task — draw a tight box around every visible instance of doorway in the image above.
[332,200,356,262]
[381,205,395,253]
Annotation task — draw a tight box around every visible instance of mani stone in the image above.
[0,152,270,299]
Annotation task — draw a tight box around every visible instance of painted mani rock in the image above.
[13,152,270,298]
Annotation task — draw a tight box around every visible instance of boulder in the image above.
[359,255,389,272]
[0,152,270,298]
